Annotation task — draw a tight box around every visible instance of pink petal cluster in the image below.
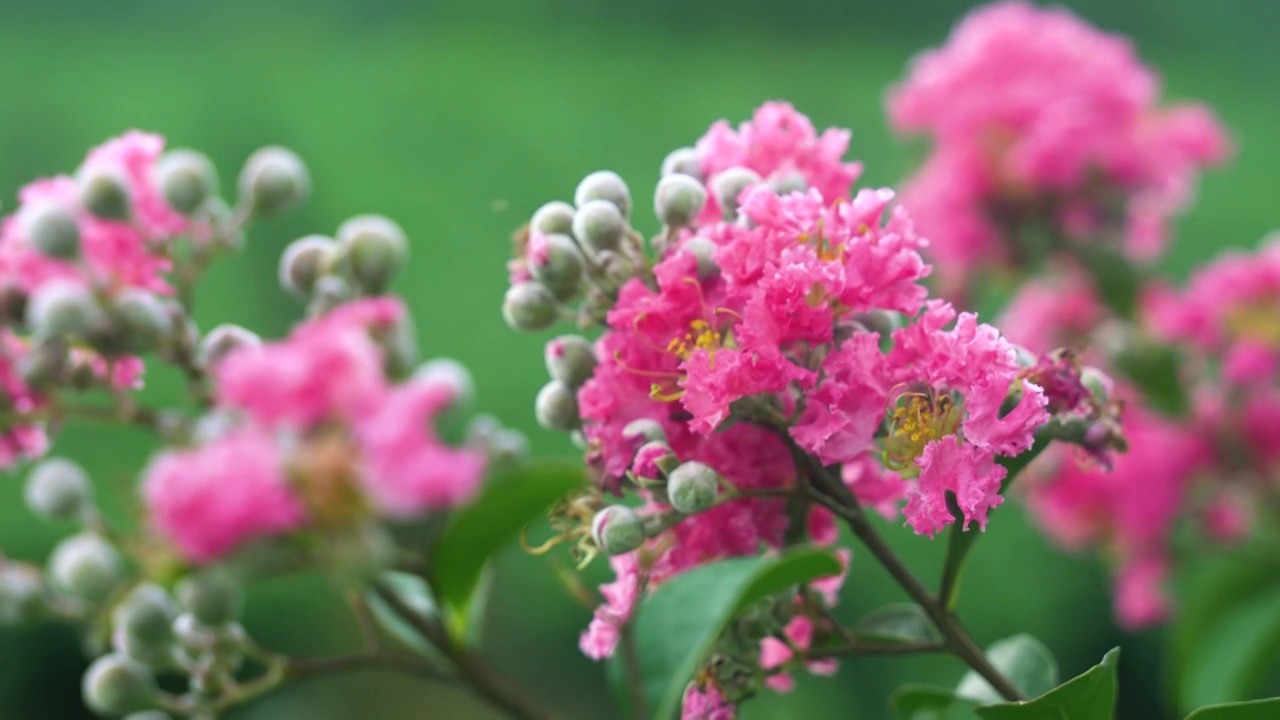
[695,102,862,224]
[998,266,1107,355]
[0,332,49,469]
[759,616,838,693]
[888,1,1228,295]
[681,682,736,720]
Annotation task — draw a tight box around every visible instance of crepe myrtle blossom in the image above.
[888,1,1228,297]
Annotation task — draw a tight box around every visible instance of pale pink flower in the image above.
[682,682,736,720]
[0,332,49,468]
[1114,554,1172,629]
[998,267,1107,354]
[760,616,838,693]
[82,130,191,240]
[579,553,642,660]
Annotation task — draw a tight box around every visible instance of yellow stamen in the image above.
[881,392,964,477]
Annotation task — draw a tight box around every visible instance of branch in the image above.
[804,640,947,661]
[287,652,452,684]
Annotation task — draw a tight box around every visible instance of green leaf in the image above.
[1075,243,1143,320]
[429,459,584,638]
[1186,698,1280,720]
[633,548,843,720]
[958,634,1058,704]
[890,684,978,720]
[1112,341,1188,417]
[853,604,938,644]
[974,647,1120,720]
[363,571,445,662]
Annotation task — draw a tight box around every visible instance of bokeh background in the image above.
[0,0,1276,717]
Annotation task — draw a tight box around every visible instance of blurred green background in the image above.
[0,0,1276,717]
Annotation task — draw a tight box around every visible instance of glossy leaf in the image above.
[958,634,1058,704]
[363,571,445,662]
[633,549,843,720]
[974,647,1119,720]
[1186,698,1280,719]
[890,684,978,720]
[853,604,938,644]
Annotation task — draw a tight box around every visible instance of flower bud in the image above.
[24,204,81,260]
[112,290,172,354]
[415,358,475,410]
[572,199,626,253]
[710,167,762,220]
[0,281,28,326]
[595,249,637,292]
[18,338,69,390]
[0,564,44,626]
[535,380,580,432]
[309,275,355,316]
[502,281,558,332]
[25,457,92,522]
[654,174,707,228]
[545,335,596,389]
[199,324,261,367]
[124,713,172,720]
[78,167,132,221]
[154,149,217,215]
[176,568,242,627]
[574,170,631,219]
[768,171,807,195]
[279,235,339,297]
[622,418,667,445]
[82,654,157,716]
[681,238,720,280]
[591,505,645,556]
[531,201,575,236]
[466,415,529,468]
[528,233,584,301]
[661,147,702,180]
[114,584,178,648]
[632,440,679,481]
[238,146,310,218]
[666,461,720,514]
[337,215,408,294]
[48,532,124,603]
[26,280,106,341]
[1080,366,1113,403]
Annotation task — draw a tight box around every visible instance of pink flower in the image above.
[0,332,49,469]
[81,131,191,240]
[682,682,736,720]
[842,455,908,521]
[760,616,838,693]
[696,102,861,224]
[579,553,642,660]
[792,333,891,465]
[1114,554,1172,629]
[680,347,809,436]
[142,431,307,563]
[998,267,1107,355]
[356,376,487,516]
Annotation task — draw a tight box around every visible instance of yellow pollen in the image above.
[882,393,963,476]
[1226,302,1280,347]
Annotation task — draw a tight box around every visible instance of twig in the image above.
[804,639,947,661]
[619,624,649,720]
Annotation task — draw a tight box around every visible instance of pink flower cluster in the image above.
[889,1,1228,296]
[143,298,487,563]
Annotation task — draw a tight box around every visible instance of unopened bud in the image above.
[535,380,580,432]
[49,533,124,603]
[531,201,575,236]
[82,654,157,716]
[632,440,679,481]
[25,204,81,259]
[78,168,132,221]
[681,238,720,280]
[18,339,69,390]
[622,418,667,445]
[655,174,707,228]
[114,584,178,648]
[661,147,702,180]
[25,458,92,522]
[337,215,408,294]
[176,568,242,627]
[572,200,626,253]
[594,249,636,291]
[849,310,901,338]
[199,324,261,367]
[666,461,720,514]
[528,233,584,300]
[544,335,596,389]
[415,358,475,410]
[502,282,558,332]
[575,170,631,219]
[154,149,217,215]
[279,235,339,297]
[309,275,354,316]
[238,146,309,218]
[710,167,762,220]
[0,564,44,626]
[0,281,28,326]
[1080,366,1113,402]
[591,505,645,556]
[26,281,105,341]
[112,290,172,354]
[768,171,807,195]
[467,415,529,468]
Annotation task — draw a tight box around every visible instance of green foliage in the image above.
[958,635,1059,704]
[853,604,938,644]
[632,549,843,719]
[363,571,445,662]
[1112,341,1189,417]
[891,685,979,720]
[974,647,1119,720]
[1185,698,1280,720]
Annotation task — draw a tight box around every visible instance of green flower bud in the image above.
[176,568,242,627]
[466,415,529,469]
[26,281,106,341]
[594,249,636,292]
[633,439,679,481]
[768,171,807,195]
[17,339,69,390]
[82,654,157,716]
[114,584,178,648]
[528,233,584,301]
[535,380,580,432]
[198,324,261,368]
[172,613,247,664]
[502,281,558,332]
[154,149,217,216]
[591,505,645,556]
[238,146,310,218]
[337,215,408,294]
[415,358,475,409]
[666,461,720,514]
[574,170,631,219]
[681,237,720,280]
[25,457,92,522]
[710,167,762,220]
[1080,366,1112,403]
[530,201,575,236]
[654,174,707,228]
[544,335,596,389]
[572,199,626,253]
[0,281,28,326]
[0,563,44,626]
[309,275,355,317]
[24,204,81,260]
[48,532,124,603]
[78,168,132,221]
[622,418,667,445]
[279,235,339,298]
[661,147,702,180]
[111,290,172,354]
